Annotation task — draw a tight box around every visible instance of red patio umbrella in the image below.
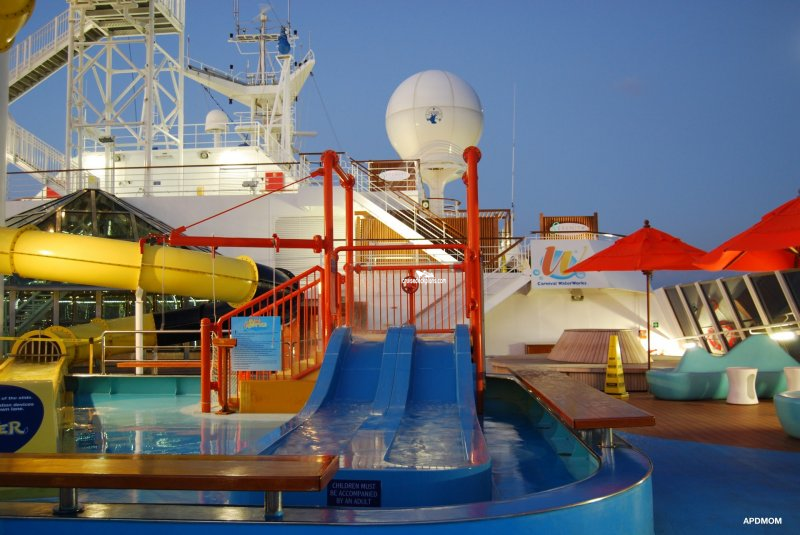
[565,220,706,368]
[695,194,800,271]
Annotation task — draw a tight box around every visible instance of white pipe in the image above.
[135,287,145,375]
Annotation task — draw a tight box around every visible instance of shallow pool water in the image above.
[68,378,596,505]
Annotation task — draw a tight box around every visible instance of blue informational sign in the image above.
[230,316,282,372]
[0,384,44,452]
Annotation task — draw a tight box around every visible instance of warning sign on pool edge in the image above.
[0,384,44,452]
[327,479,381,507]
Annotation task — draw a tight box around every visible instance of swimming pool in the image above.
[0,374,654,533]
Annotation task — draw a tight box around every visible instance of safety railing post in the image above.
[463,146,485,413]
[200,318,211,413]
[320,150,337,345]
[342,173,355,327]
[212,337,237,414]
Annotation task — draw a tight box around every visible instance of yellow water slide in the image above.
[0,226,260,452]
[0,226,260,305]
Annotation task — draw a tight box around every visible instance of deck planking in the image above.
[513,369,655,429]
[623,393,800,452]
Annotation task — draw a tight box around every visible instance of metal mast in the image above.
[64,0,185,194]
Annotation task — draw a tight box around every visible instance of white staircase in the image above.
[483,272,531,313]
[6,117,68,197]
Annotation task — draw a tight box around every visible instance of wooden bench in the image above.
[0,453,338,519]
[512,370,655,447]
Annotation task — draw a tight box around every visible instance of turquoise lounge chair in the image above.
[646,335,798,400]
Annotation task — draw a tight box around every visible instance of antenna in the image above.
[510,83,517,236]
[233,0,241,35]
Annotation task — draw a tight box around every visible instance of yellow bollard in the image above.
[604,334,629,400]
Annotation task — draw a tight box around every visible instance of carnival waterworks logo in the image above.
[532,245,588,286]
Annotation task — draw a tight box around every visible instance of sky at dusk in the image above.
[9,1,800,286]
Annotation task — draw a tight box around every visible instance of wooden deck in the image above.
[495,357,800,453]
[623,393,800,452]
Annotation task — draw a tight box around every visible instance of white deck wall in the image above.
[485,286,676,356]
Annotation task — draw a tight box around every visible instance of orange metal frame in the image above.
[177,148,485,413]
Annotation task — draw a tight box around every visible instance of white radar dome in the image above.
[385,70,483,210]
[204,109,228,133]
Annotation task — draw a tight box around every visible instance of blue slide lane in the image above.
[257,325,492,507]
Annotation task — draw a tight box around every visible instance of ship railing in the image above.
[186,49,314,87]
[98,329,202,375]
[73,120,305,181]
[79,120,271,153]
[527,230,623,241]
[344,236,521,275]
[7,160,313,200]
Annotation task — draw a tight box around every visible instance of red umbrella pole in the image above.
[644,270,652,370]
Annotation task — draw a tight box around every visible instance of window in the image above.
[666,287,694,337]
[681,284,724,353]
[722,277,762,329]
[750,273,791,325]
[700,281,740,349]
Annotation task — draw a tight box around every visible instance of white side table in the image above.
[726,367,758,405]
[784,366,800,392]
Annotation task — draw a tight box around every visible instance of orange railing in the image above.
[345,264,466,334]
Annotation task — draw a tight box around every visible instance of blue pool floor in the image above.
[618,432,800,534]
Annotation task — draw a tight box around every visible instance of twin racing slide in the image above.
[253,324,492,508]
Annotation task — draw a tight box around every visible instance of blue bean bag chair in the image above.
[646,335,798,400]
[774,391,800,438]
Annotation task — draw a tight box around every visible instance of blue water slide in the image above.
[257,324,492,507]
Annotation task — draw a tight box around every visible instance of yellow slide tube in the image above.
[0,226,259,305]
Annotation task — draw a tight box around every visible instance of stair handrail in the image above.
[8,9,71,84]
[6,117,68,192]
[343,160,468,265]
[348,158,466,239]
[10,1,185,90]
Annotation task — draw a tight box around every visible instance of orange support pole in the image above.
[342,174,355,327]
[200,318,212,413]
[320,150,337,345]
[212,337,237,414]
[463,146,485,413]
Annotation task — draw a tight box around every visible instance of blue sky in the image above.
[10,1,800,285]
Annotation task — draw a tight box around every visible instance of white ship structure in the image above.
[3,0,798,364]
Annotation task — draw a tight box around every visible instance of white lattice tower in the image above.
[65,0,185,194]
